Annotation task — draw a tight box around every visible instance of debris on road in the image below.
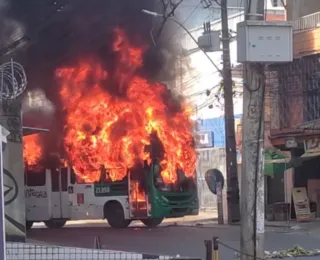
[234,245,320,259]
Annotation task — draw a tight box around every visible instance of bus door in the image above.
[50,168,69,219]
[128,171,150,219]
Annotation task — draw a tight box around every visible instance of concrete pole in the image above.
[217,182,224,224]
[240,0,266,259]
[220,0,241,224]
[0,136,5,260]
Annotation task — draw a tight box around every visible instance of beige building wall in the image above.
[286,0,320,21]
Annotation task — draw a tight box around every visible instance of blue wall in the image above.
[197,114,242,147]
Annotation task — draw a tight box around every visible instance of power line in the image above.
[0,1,67,59]
[167,0,202,42]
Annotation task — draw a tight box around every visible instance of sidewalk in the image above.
[164,211,320,233]
[169,213,320,259]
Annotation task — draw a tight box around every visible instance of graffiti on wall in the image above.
[1,100,22,144]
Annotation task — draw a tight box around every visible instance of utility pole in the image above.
[240,0,266,259]
[220,0,240,223]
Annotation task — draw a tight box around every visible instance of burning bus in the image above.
[24,158,198,229]
[23,28,198,229]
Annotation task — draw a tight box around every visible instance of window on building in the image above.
[306,72,320,121]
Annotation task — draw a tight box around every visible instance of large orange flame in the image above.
[56,28,197,184]
[23,135,42,167]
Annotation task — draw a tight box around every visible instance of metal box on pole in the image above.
[236,20,293,63]
[198,31,221,52]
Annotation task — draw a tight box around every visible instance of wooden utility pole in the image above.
[220,0,240,223]
[240,0,266,259]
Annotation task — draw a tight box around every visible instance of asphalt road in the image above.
[27,221,320,259]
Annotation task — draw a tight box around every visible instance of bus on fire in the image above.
[23,27,199,229]
[24,160,199,229]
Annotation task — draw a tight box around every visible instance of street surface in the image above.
[27,218,320,259]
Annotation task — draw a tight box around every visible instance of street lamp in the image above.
[141,9,222,74]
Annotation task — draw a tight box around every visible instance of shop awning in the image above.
[296,119,320,130]
[264,149,293,178]
[265,158,291,164]
[301,151,320,158]
[22,126,49,136]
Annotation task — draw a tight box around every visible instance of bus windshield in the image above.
[152,164,196,193]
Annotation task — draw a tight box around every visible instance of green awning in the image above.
[264,149,292,178]
[301,151,320,159]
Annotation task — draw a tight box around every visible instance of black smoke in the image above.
[0,0,183,163]
[2,0,174,82]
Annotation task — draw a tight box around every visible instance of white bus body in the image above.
[25,165,198,229]
[25,167,132,229]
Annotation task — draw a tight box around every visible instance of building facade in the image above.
[267,9,320,216]
[286,0,320,21]
[174,3,285,211]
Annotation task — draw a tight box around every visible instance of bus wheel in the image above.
[141,218,164,228]
[105,202,131,229]
[26,221,33,230]
[44,220,66,229]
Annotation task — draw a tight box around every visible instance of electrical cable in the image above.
[156,0,184,39]
[167,0,202,43]
[213,0,222,7]
[253,70,265,260]
[247,0,252,15]
[243,63,266,260]
[0,1,67,58]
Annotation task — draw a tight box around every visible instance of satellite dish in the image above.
[205,168,225,195]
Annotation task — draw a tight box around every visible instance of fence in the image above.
[6,240,202,260]
[293,11,320,31]
[204,237,320,260]
[8,236,320,260]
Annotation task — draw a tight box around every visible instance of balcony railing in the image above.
[293,11,320,31]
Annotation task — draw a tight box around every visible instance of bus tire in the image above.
[141,218,164,228]
[104,201,131,229]
[26,221,33,230]
[44,220,66,229]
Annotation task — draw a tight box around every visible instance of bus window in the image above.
[70,169,76,184]
[51,169,60,192]
[70,168,87,184]
[76,175,86,184]
[26,169,46,186]
[61,168,68,192]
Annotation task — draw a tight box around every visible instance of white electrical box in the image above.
[198,31,221,52]
[237,20,293,63]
